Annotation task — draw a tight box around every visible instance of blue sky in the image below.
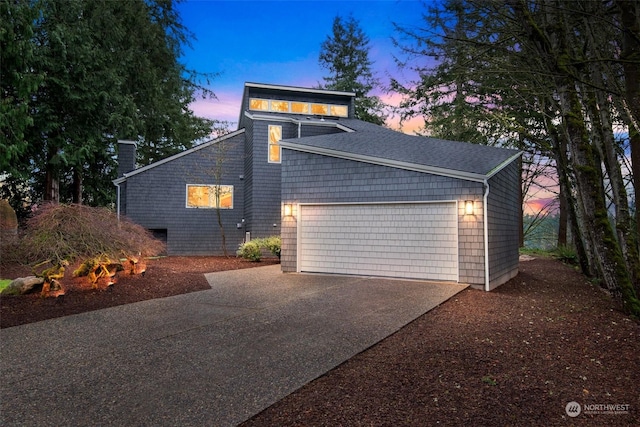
[177,0,428,129]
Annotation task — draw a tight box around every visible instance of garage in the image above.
[279,122,522,290]
[298,202,459,281]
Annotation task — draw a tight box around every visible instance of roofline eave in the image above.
[112,128,246,184]
[485,150,524,179]
[280,141,490,183]
[244,111,355,133]
[244,82,356,97]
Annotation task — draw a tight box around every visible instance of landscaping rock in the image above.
[0,199,18,242]
[1,276,44,296]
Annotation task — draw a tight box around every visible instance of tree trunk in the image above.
[510,0,639,314]
[562,83,640,315]
[584,77,640,288]
[551,124,591,275]
[557,179,568,247]
[519,158,524,247]
[216,207,228,257]
[616,0,640,241]
[72,168,83,204]
[44,149,59,203]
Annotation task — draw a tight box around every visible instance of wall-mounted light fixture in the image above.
[465,200,474,215]
[283,203,293,217]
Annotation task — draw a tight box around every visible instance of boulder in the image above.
[1,276,45,296]
[0,199,18,241]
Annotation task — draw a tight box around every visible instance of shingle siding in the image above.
[300,124,343,137]
[243,118,254,233]
[281,150,486,285]
[117,83,520,290]
[123,133,246,255]
[246,118,344,239]
[487,160,520,288]
[245,120,286,238]
[117,141,136,178]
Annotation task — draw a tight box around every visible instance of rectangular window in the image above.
[311,103,328,115]
[249,97,348,118]
[330,105,348,117]
[249,98,269,111]
[186,184,233,209]
[291,102,309,114]
[268,125,282,163]
[271,100,289,112]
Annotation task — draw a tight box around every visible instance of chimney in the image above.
[117,140,137,177]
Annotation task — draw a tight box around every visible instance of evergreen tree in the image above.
[319,15,386,125]
[0,0,41,175]
[1,0,214,211]
[392,0,640,315]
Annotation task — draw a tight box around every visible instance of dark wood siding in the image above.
[123,133,246,255]
[486,159,521,288]
[281,149,487,285]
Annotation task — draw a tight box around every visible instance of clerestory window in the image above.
[249,97,348,117]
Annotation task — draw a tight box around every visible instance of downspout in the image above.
[115,182,121,223]
[483,179,490,292]
[297,121,301,138]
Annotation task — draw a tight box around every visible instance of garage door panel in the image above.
[299,203,458,281]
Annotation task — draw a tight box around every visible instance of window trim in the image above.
[185,184,234,209]
[249,97,348,118]
[268,124,282,164]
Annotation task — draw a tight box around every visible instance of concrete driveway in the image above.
[1,265,467,427]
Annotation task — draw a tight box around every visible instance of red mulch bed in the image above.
[242,257,640,426]
[1,256,638,425]
[0,256,279,328]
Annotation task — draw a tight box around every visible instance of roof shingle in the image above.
[281,118,521,179]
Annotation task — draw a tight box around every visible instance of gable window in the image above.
[268,125,282,163]
[186,184,233,209]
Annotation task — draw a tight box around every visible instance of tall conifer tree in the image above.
[319,15,386,125]
[1,0,214,210]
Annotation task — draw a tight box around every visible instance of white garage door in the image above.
[298,202,459,281]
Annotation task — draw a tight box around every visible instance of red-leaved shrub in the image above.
[1,203,165,266]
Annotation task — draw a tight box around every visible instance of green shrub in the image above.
[236,235,281,261]
[553,245,578,265]
[237,240,262,261]
[263,235,281,259]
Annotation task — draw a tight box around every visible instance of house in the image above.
[114,82,522,290]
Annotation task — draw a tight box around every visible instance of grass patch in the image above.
[521,246,579,266]
[0,279,12,292]
[520,247,553,257]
